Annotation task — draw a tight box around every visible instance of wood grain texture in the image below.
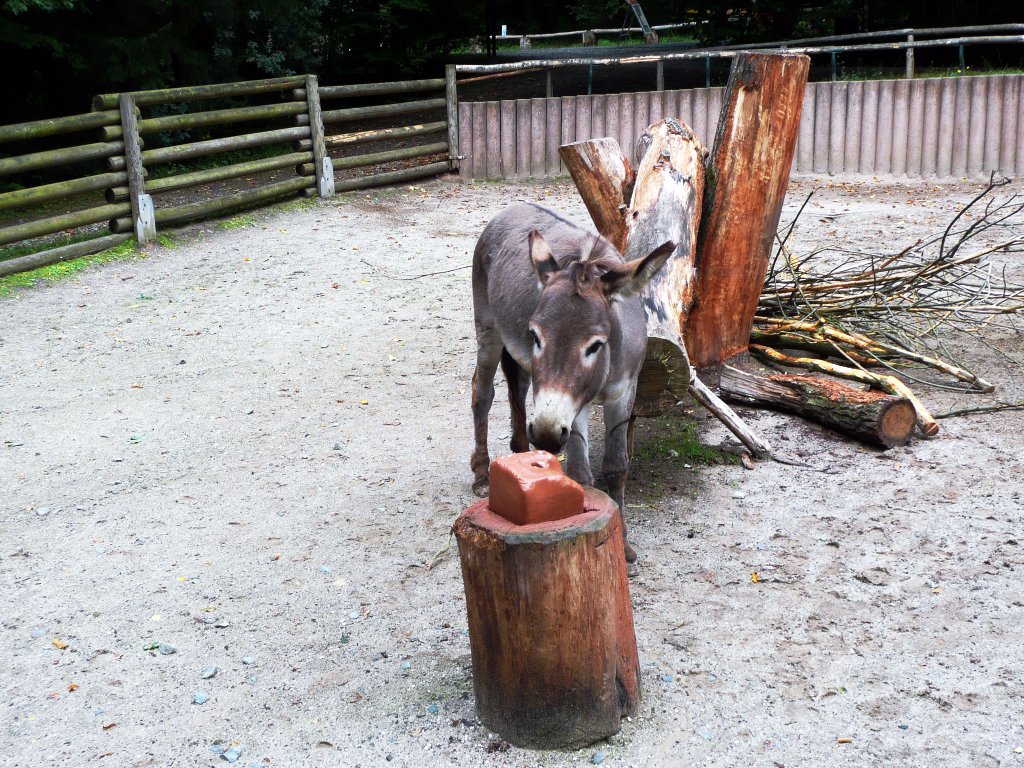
[720,366,916,447]
[453,488,639,749]
[684,52,810,368]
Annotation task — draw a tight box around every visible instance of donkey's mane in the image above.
[562,235,621,294]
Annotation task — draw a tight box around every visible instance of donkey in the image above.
[470,201,674,562]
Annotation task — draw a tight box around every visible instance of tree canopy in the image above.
[2,0,1019,122]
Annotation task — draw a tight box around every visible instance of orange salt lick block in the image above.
[488,451,585,526]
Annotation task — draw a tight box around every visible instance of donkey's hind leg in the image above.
[500,349,530,453]
[471,327,503,497]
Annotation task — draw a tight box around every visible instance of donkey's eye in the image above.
[585,340,605,357]
[529,329,542,351]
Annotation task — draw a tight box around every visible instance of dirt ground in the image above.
[2,173,1023,768]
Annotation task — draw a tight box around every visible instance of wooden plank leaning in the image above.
[445,65,460,171]
[118,93,155,244]
[304,75,333,197]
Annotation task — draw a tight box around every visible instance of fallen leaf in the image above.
[751,572,761,584]
[68,683,79,692]
[52,638,68,650]
[102,722,117,731]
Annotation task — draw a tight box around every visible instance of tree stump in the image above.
[453,462,640,749]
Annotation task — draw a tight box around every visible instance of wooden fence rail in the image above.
[1,74,455,278]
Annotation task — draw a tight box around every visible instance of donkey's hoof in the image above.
[623,541,638,563]
[472,478,490,498]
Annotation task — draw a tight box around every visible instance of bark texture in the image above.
[720,365,917,447]
[453,488,640,749]
[684,52,811,368]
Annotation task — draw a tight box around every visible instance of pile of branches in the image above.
[754,175,1024,421]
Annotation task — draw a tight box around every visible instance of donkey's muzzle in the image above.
[527,422,569,454]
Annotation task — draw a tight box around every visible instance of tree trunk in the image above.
[453,488,640,749]
[719,365,917,448]
[558,137,635,253]
[684,52,810,369]
[561,120,704,418]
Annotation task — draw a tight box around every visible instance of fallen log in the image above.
[720,365,916,448]
[750,344,939,436]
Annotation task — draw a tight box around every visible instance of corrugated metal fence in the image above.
[457,74,1023,179]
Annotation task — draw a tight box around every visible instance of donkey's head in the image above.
[525,230,675,454]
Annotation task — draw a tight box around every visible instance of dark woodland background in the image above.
[2,0,1021,122]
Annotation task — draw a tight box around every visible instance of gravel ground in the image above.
[2,174,1023,768]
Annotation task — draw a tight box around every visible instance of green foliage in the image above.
[634,415,737,466]
[0,238,139,296]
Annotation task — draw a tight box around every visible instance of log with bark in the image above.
[685,52,810,369]
[720,364,917,447]
[453,486,640,749]
[557,52,929,454]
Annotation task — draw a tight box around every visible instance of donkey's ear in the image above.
[529,230,560,285]
[600,240,675,298]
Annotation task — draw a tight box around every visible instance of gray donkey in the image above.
[470,201,674,562]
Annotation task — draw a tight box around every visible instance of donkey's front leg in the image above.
[565,405,595,487]
[602,394,638,563]
[471,333,503,497]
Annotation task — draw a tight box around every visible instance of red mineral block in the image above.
[488,450,585,526]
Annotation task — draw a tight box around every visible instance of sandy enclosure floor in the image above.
[1,175,1023,768]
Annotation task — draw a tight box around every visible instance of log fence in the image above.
[0,74,455,278]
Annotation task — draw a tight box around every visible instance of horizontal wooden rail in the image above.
[299,141,449,175]
[711,22,1024,50]
[92,75,307,110]
[110,176,312,231]
[0,110,122,144]
[0,202,130,247]
[455,34,1024,75]
[105,151,312,202]
[107,126,309,169]
[498,22,692,42]
[0,232,132,278]
[0,171,129,212]
[134,101,308,135]
[334,161,450,194]
[324,121,448,148]
[0,140,125,178]
[293,79,445,100]
[321,97,447,125]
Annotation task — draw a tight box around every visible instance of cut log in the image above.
[750,344,939,436]
[720,365,916,448]
[685,52,811,369]
[558,137,635,252]
[453,487,640,749]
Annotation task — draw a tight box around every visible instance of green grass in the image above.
[0,238,140,297]
[634,414,738,466]
[218,213,257,230]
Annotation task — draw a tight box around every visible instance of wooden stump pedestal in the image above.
[453,487,640,749]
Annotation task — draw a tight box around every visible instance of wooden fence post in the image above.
[117,93,155,244]
[304,75,333,196]
[905,34,915,78]
[445,64,461,171]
